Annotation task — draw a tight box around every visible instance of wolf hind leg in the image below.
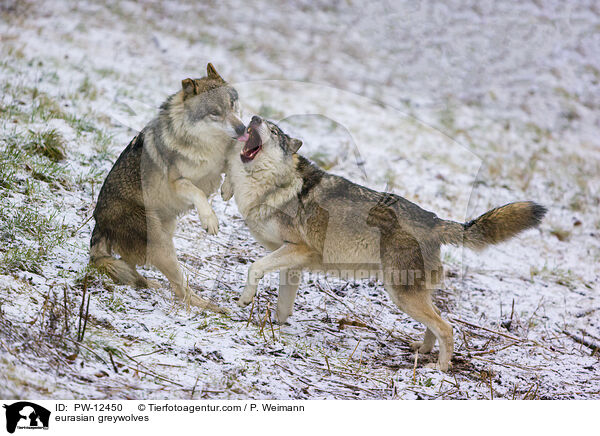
[410,329,437,354]
[147,238,227,313]
[410,305,441,353]
[123,259,160,289]
[385,285,453,371]
[93,256,150,288]
[90,232,151,289]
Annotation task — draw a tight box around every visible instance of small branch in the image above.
[71,213,93,237]
[338,318,373,331]
[470,341,520,356]
[108,351,119,373]
[562,329,600,353]
[63,285,69,334]
[118,348,183,387]
[412,350,419,383]
[451,317,522,342]
[120,363,184,387]
[346,339,361,364]
[131,349,167,359]
[327,379,378,396]
[190,376,200,399]
[64,337,107,364]
[574,307,600,318]
[77,274,89,342]
[246,297,256,328]
[267,305,276,342]
[80,293,91,342]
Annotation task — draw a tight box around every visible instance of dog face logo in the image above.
[2,402,50,433]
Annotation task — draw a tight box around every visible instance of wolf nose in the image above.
[250,115,262,125]
[234,123,246,136]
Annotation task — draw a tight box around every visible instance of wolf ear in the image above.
[207,63,224,82]
[182,78,199,99]
[289,138,303,153]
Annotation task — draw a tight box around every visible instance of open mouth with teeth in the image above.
[240,126,262,163]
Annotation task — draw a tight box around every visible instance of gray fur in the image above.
[224,116,546,371]
[91,64,244,313]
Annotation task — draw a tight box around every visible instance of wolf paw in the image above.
[425,361,452,372]
[275,310,291,325]
[237,295,253,308]
[221,185,233,201]
[186,293,230,314]
[200,212,219,235]
[410,341,433,354]
[146,279,161,290]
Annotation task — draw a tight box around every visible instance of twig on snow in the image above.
[412,350,418,383]
[561,329,600,353]
[450,317,523,342]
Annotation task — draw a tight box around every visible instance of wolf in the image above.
[91,64,247,312]
[222,115,546,370]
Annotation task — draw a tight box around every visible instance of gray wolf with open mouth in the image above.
[222,115,546,370]
[91,64,247,312]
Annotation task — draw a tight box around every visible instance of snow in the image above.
[0,0,598,399]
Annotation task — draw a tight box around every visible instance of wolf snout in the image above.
[249,115,263,127]
[232,121,249,141]
[234,122,246,137]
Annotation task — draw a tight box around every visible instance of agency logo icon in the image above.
[2,402,50,434]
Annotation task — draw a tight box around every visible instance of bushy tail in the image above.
[90,225,149,288]
[438,201,546,250]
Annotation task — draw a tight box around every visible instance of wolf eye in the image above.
[210,109,221,116]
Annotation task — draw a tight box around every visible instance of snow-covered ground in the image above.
[1,0,599,399]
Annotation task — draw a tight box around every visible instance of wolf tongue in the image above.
[237,132,250,142]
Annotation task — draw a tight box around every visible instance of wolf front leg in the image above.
[238,244,316,308]
[276,268,301,324]
[172,178,219,235]
[221,173,233,201]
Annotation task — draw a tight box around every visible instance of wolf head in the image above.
[179,63,247,142]
[240,115,302,168]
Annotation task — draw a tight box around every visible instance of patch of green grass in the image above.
[77,76,98,100]
[8,86,99,135]
[0,132,72,274]
[530,265,580,291]
[0,203,70,274]
[30,88,67,121]
[1,131,69,187]
[25,129,66,161]
[5,45,26,60]
[95,67,118,78]
[106,296,126,313]
[93,129,113,155]
[0,245,46,274]
[63,113,97,134]
[0,84,28,120]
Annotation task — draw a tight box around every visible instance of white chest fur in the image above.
[228,153,301,246]
[176,145,226,193]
